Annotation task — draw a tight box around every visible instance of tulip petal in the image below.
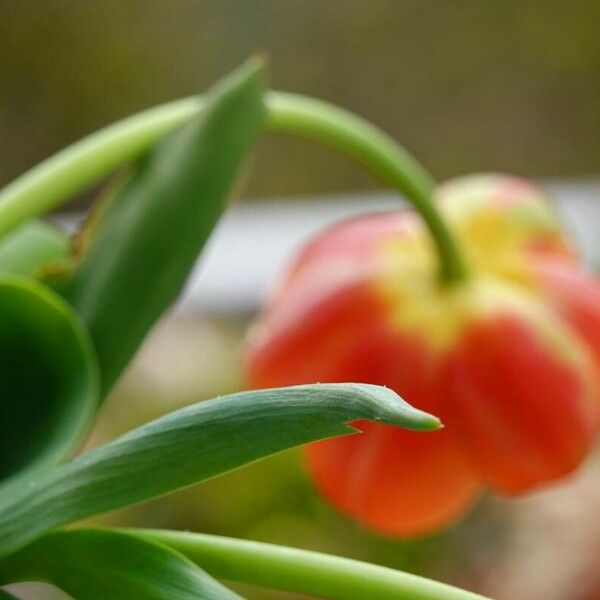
[247,281,481,536]
[270,210,420,307]
[441,311,599,493]
[247,276,387,387]
[305,421,480,537]
[436,174,573,278]
[532,258,600,372]
[246,173,600,533]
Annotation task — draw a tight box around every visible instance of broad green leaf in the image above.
[0,529,240,600]
[63,58,267,395]
[0,589,19,599]
[0,383,438,559]
[0,220,68,277]
[0,276,98,486]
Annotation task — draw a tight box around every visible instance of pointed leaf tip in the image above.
[338,383,441,431]
[64,59,267,394]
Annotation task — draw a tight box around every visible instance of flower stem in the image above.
[0,92,467,283]
[130,529,489,600]
[267,93,467,283]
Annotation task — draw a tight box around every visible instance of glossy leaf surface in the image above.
[0,276,98,485]
[0,383,438,559]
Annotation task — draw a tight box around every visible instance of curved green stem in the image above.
[0,97,202,238]
[130,529,488,600]
[267,93,466,283]
[0,92,467,283]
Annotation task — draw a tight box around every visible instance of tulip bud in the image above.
[246,173,600,536]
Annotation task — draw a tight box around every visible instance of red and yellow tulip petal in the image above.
[440,312,599,494]
[246,275,386,388]
[270,210,420,307]
[247,282,482,536]
[436,174,574,272]
[532,258,600,372]
[246,172,600,537]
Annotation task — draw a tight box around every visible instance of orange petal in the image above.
[247,285,482,537]
[532,258,600,372]
[305,420,480,537]
[246,276,386,388]
[441,312,599,493]
[269,210,420,308]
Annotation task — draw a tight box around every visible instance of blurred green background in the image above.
[2,2,600,599]
[2,1,600,198]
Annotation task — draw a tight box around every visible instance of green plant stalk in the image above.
[0,221,68,278]
[266,93,466,283]
[0,93,466,283]
[131,530,489,600]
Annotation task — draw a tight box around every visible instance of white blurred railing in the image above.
[56,178,600,315]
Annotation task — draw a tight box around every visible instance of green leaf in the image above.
[0,529,240,600]
[63,58,267,395]
[0,220,68,277]
[0,589,20,599]
[0,383,438,559]
[0,276,98,486]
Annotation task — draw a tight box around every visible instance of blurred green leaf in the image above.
[0,529,240,599]
[64,58,267,395]
[0,221,68,277]
[0,276,98,487]
[0,383,438,559]
[0,589,19,599]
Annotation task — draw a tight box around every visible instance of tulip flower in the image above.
[245,172,600,537]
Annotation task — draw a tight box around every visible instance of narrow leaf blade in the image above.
[0,383,438,558]
[65,58,267,394]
